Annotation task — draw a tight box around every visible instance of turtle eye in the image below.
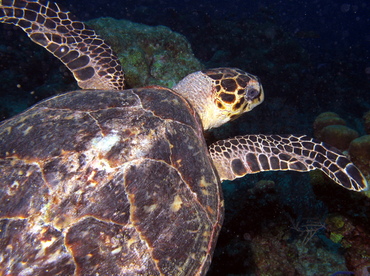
[245,87,260,101]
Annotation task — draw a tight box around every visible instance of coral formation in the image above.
[313,112,346,137]
[209,173,350,275]
[313,112,358,150]
[319,125,359,151]
[312,112,369,198]
[87,17,203,88]
[326,214,370,275]
[311,110,370,263]
[348,135,370,177]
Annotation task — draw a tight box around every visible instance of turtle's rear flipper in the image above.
[0,0,124,90]
[210,134,368,192]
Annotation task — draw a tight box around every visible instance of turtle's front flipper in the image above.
[209,134,368,191]
[0,0,124,90]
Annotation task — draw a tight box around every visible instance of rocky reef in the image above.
[87,17,203,88]
[310,111,370,275]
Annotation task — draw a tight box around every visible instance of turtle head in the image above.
[173,68,264,130]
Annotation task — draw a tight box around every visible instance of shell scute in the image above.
[0,219,75,275]
[134,88,198,129]
[165,122,221,219]
[0,159,47,218]
[66,217,157,275]
[125,159,213,275]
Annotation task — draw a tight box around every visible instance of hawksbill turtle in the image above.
[0,1,367,275]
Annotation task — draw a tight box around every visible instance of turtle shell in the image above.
[0,88,223,275]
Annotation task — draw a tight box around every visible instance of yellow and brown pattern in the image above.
[202,68,264,120]
[172,68,264,130]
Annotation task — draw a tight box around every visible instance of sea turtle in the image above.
[0,1,367,275]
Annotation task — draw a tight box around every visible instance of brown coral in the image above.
[348,135,370,176]
[313,112,346,138]
[313,112,359,151]
[319,125,359,151]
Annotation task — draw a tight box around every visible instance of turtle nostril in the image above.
[245,88,260,101]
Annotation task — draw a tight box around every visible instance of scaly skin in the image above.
[209,134,367,191]
[0,0,125,90]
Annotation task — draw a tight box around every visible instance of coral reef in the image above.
[310,112,370,273]
[251,229,348,276]
[208,173,349,275]
[326,214,370,275]
[87,17,203,88]
[312,112,369,196]
[313,112,346,138]
[319,125,359,151]
[348,135,370,177]
[313,112,358,151]
[311,154,370,276]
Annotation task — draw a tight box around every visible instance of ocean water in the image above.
[0,0,369,275]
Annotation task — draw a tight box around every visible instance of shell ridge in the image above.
[122,161,162,275]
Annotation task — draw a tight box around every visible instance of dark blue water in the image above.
[67,0,369,69]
